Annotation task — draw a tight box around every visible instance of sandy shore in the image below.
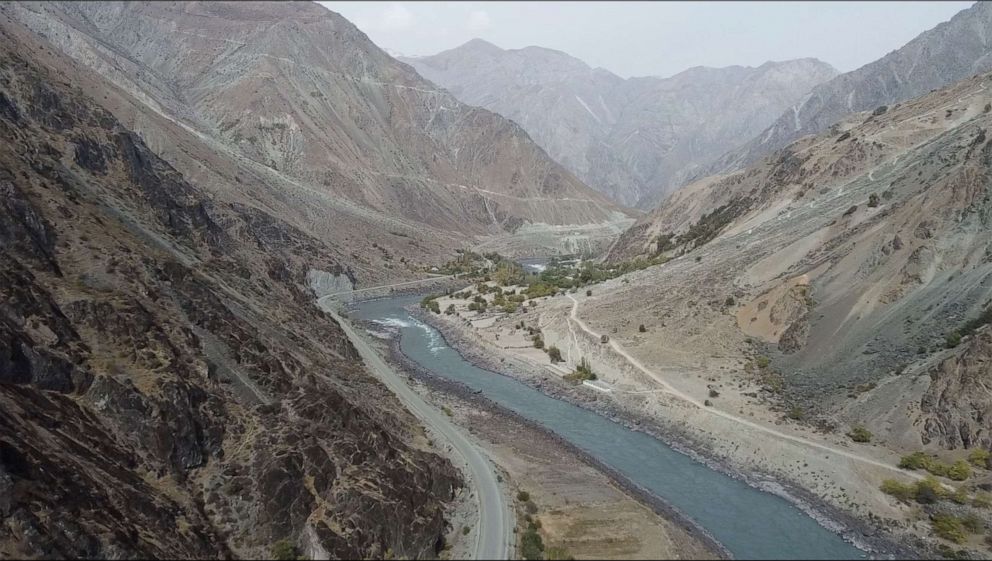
[405,290,928,559]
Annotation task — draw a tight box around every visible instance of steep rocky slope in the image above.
[404,40,836,207]
[706,0,992,177]
[602,70,992,449]
[2,1,628,269]
[0,23,460,559]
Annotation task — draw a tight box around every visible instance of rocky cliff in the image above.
[404,40,836,207]
[0,23,459,559]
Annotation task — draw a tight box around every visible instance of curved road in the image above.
[319,298,512,559]
[565,294,927,480]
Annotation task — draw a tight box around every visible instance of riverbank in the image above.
[405,300,926,559]
[354,315,727,560]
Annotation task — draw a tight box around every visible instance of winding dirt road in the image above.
[565,293,927,480]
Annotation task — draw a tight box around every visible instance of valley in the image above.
[3,1,992,560]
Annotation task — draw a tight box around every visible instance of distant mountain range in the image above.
[701,0,992,178]
[403,40,837,207]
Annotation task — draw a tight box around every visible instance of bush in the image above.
[947,459,971,481]
[462,526,471,535]
[586,289,592,297]
[867,193,880,208]
[517,490,530,502]
[520,527,545,560]
[899,451,929,470]
[725,296,735,307]
[973,492,992,509]
[546,346,563,363]
[880,479,914,503]
[755,356,771,369]
[786,406,805,421]
[932,514,967,544]
[639,324,647,333]
[532,335,544,349]
[946,331,962,349]
[915,477,946,504]
[968,449,989,467]
[445,304,456,315]
[271,540,300,561]
[847,426,872,443]
[709,389,720,398]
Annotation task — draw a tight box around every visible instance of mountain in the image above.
[402,40,836,207]
[0,17,460,558]
[705,0,992,178]
[603,69,992,449]
[2,1,630,267]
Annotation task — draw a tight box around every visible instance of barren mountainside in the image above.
[3,1,629,272]
[706,0,992,178]
[404,40,836,207]
[0,19,461,558]
[603,70,992,450]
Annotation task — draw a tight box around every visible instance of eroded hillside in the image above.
[603,70,992,447]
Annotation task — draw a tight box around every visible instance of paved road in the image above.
[320,300,512,559]
[566,294,928,481]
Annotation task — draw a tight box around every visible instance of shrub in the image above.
[755,356,771,369]
[915,477,946,504]
[725,296,735,307]
[445,304,456,315]
[517,490,530,502]
[968,449,989,467]
[843,205,858,217]
[586,289,592,297]
[867,193,880,208]
[546,346,563,363]
[786,406,805,421]
[709,389,720,398]
[462,526,471,535]
[947,459,971,481]
[899,451,929,470]
[639,324,647,333]
[520,526,545,560]
[532,335,544,349]
[962,513,984,533]
[945,331,962,349]
[545,546,575,560]
[271,540,300,561]
[847,426,872,443]
[973,492,992,509]
[932,514,967,544]
[880,479,914,503]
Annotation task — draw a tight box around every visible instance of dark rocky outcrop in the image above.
[0,23,459,560]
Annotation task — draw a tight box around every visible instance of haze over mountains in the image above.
[403,41,837,207]
[704,0,992,178]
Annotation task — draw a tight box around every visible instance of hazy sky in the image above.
[320,1,973,78]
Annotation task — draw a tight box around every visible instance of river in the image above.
[350,295,867,560]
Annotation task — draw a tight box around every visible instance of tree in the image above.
[546,346,563,363]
